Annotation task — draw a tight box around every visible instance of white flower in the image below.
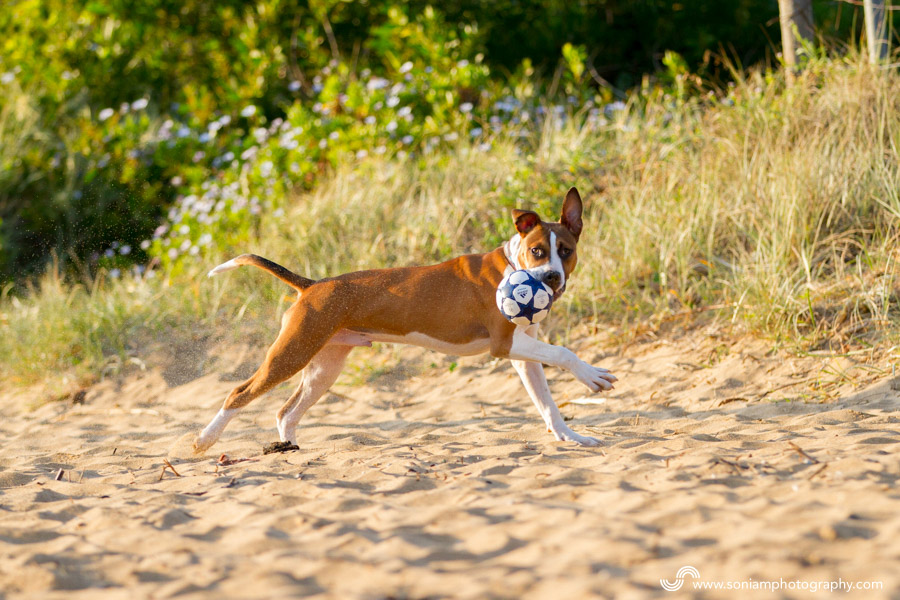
[259,160,274,177]
[328,131,340,140]
[179,224,190,235]
[199,132,211,143]
[109,268,121,279]
[364,115,376,125]
[366,77,389,91]
[167,248,179,260]
[386,121,398,132]
[140,240,151,250]
[179,239,192,252]
[397,106,412,118]
[1,72,14,84]
[386,96,400,108]
[219,115,232,126]
[399,61,413,74]
[470,127,483,137]
[604,101,626,115]
[459,102,473,113]
[199,233,213,245]
[176,126,191,138]
[98,108,114,121]
[119,245,131,255]
[241,105,257,117]
[457,59,469,68]
[131,98,148,111]
[401,135,414,145]
[288,80,301,92]
[221,151,235,162]
[355,149,368,159]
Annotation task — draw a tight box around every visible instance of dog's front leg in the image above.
[506,327,617,393]
[510,326,605,447]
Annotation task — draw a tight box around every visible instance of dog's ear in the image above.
[560,187,583,240]
[512,209,540,236]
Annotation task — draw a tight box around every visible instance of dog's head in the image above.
[507,187,583,300]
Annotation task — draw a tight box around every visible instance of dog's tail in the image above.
[207,254,316,291]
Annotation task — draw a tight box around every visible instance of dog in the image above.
[194,187,617,453]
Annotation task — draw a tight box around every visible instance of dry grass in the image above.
[4,54,900,391]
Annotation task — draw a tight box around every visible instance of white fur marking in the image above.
[196,408,238,451]
[276,345,352,444]
[363,331,491,356]
[507,328,616,393]
[548,232,565,289]
[523,231,565,291]
[509,325,602,446]
[504,234,522,269]
[208,258,240,278]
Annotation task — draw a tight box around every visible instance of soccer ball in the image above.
[496,270,554,326]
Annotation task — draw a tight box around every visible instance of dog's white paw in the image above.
[552,426,602,447]
[573,363,617,393]
[192,434,215,455]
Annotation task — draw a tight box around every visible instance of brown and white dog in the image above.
[194,187,617,453]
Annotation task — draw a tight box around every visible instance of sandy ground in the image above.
[1,324,900,599]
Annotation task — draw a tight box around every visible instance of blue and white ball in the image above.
[496,270,554,326]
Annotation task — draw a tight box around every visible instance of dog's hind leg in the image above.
[193,288,348,454]
[275,343,353,444]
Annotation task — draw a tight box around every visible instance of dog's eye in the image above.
[530,247,545,258]
[558,247,572,258]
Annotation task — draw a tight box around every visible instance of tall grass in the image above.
[3,54,900,391]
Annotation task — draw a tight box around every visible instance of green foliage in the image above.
[0,0,873,280]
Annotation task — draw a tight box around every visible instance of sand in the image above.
[1,325,899,599]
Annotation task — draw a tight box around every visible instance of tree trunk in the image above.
[864,0,889,63]
[778,0,815,68]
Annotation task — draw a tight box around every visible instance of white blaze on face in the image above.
[525,231,565,291]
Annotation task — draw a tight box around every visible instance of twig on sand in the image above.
[759,378,816,398]
[158,458,182,481]
[717,396,748,407]
[788,441,819,464]
[808,463,828,480]
[54,469,64,481]
[217,454,252,466]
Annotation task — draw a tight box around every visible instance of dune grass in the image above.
[4,54,900,392]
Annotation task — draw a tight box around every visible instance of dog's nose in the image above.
[542,271,562,289]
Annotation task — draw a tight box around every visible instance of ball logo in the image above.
[660,566,700,591]
[513,285,533,303]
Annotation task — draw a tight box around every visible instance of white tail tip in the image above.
[207,258,241,278]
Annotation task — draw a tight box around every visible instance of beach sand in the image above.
[1,325,899,599]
